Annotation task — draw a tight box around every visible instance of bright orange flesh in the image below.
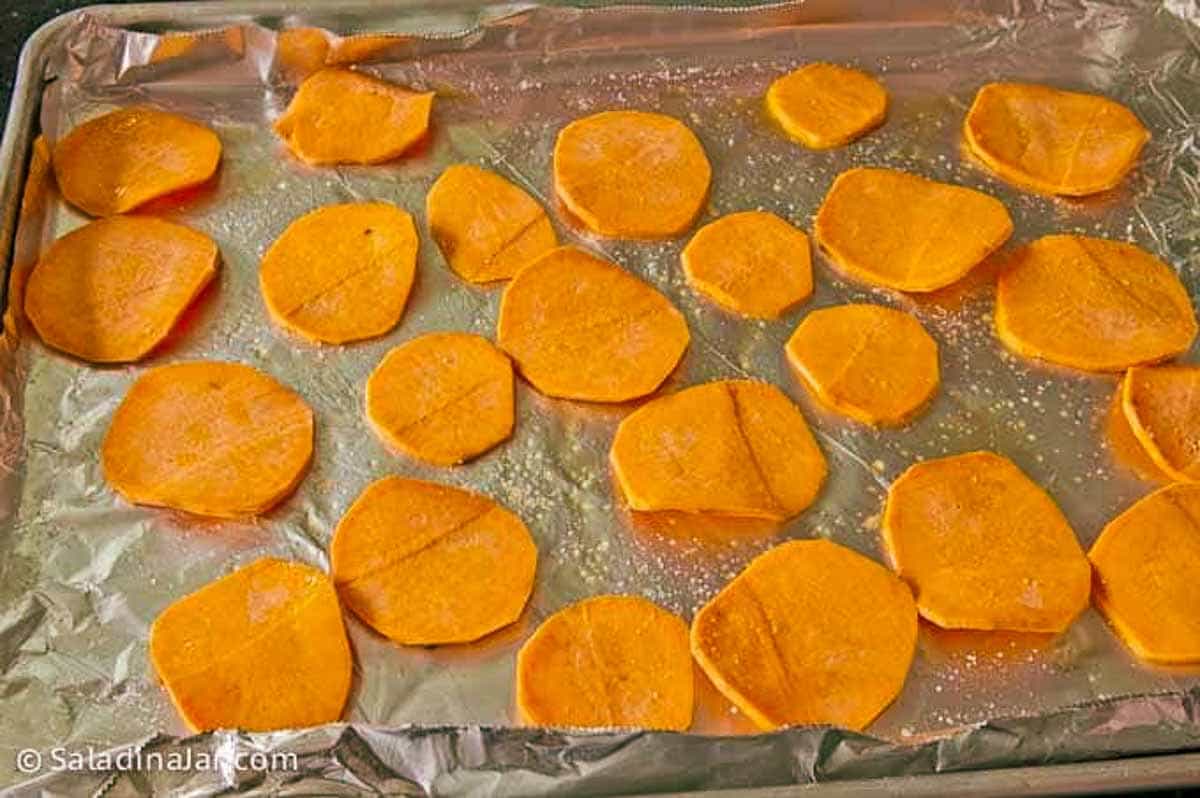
[1089,485,1200,664]
[786,303,939,426]
[24,216,217,363]
[610,379,827,521]
[274,67,434,165]
[681,211,813,319]
[426,163,557,283]
[995,235,1196,372]
[964,82,1149,196]
[691,539,917,731]
[52,106,221,217]
[516,595,693,730]
[276,28,331,80]
[882,451,1091,632]
[814,167,1013,292]
[766,63,888,149]
[365,333,514,466]
[102,361,314,518]
[260,202,418,344]
[553,110,711,239]
[330,476,537,645]
[497,246,689,402]
[1121,365,1200,483]
[149,557,352,732]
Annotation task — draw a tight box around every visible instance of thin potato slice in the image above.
[274,67,434,165]
[516,595,692,730]
[681,211,813,319]
[276,27,331,80]
[427,163,557,283]
[261,202,418,344]
[995,235,1196,372]
[553,110,711,239]
[25,216,217,363]
[1104,386,1170,484]
[330,476,537,645]
[610,380,827,521]
[814,168,1013,292]
[964,82,1149,196]
[366,333,514,466]
[1089,485,1200,664]
[102,361,314,518]
[766,63,888,149]
[883,451,1090,632]
[787,304,939,427]
[52,106,221,217]
[692,539,917,731]
[1121,365,1200,483]
[150,557,352,732]
[497,246,689,402]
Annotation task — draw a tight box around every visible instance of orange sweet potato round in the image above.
[766,63,888,149]
[52,106,221,217]
[102,361,314,518]
[24,216,217,363]
[150,557,352,732]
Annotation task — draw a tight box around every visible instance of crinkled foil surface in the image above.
[2,0,1200,794]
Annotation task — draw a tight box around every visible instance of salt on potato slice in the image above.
[995,235,1196,372]
[52,106,221,217]
[610,379,826,521]
[497,246,689,402]
[102,361,314,518]
[25,216,217,364]
[1121,365,1200,483]
[681,210,813,319]
[331,476,537,646]
[766,63,888,149]
[882,451,1091,633]
[786,303,939,427]
[814,167,1013,292]
[964,82,1149,197]
[260,201,418,344]
[1090,484,1200,664]
[692,539,917,731]
[274,67,433,165]
[150,557,352,732]
[516,595,693,730]
[366,332,514,467]
[553,110,711,239]
[427,163,557,284]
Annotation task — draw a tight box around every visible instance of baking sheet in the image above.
[2,0,1200,794]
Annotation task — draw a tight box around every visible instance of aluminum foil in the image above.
[3,0,1200,794]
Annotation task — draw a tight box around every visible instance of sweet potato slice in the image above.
[1121,365,1200,483]
[1104,385,1171,483]
[553,110,711,239]
[610,380,826,520]
[814,167,1013,292]
[882,451,1090,632]
[276,27,331,80]
[786,303,939,426]
[52,106,221,217]
[260,202,418,344]
[681,211,813,319]
[102,361,314,518]
[692,539,917,731]
[330,476,536,645]
[964,82,1149,197]
[516,595,692,730]
[426,163,557,283]
[150,557,351,732]
[24,216,217,363]
[1089,485,1200,664]
[274,67,434,165]
[497,246,689,402]
[995,235,1196,372]
[766,63,888,149]
[366,332,514,466]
